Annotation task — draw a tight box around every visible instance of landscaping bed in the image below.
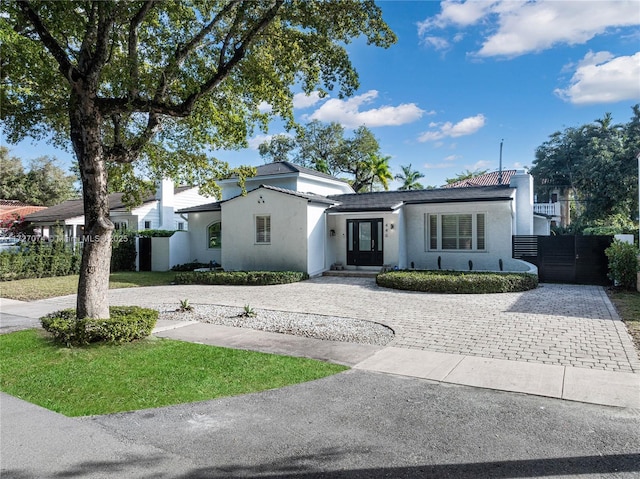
[377,270,538,293]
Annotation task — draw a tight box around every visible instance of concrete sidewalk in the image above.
[155,319,640,409]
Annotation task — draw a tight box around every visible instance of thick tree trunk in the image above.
[70,91,113,319]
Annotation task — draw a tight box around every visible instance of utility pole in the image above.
[498,139,504,185]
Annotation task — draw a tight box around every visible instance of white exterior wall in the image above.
[307,203,328,276]
[296,175,354,196]
[173,188,213,230]
[169,231,191,267]
[151,237,170,271]
[222,188,308,272]
[403,200,530,272]
[326,211,401,269]
[185,211,222,265]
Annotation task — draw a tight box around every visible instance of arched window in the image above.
[208,222,222,248]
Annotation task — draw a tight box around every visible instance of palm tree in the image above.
[395,164,425,190]
[367,154,394,192]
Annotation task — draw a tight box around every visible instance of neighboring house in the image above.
[0,200,47,233]
[445,169,554,235]
[24,179,211,240]
[179,162,539,275]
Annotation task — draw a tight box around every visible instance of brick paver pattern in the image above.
[111,278,640,373]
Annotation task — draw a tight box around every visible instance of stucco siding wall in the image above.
[404,200,519,272]
[222,189,308,272]
[185,211,222,265]
[296,176,353,196]
[307,204,327,276]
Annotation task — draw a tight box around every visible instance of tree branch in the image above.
[128,0,157,98]
[154,0,241,101]
[16,0,80,83]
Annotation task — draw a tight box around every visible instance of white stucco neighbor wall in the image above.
[151,237,170,271]
[184,211,222,265]
[326,211,401,270]
[403,200,527,272]
[533,215,550,235]
[222,188,308,272]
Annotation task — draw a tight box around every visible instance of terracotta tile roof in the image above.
[0,200,47,221]
[443,170,517,188]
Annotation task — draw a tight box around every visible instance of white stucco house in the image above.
[25,179,211,240]
[179,162,540,276]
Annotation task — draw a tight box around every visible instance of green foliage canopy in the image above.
[0,147,77,206]
[259,120,393,192]
[530,105,640,227]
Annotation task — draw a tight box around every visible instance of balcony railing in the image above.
[533,203,560,216]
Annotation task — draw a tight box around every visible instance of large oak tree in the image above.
[1,0,395,318]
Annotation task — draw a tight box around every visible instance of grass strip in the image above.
[607,289,640,351]
[0,271,176,301]
[0,329,347,417]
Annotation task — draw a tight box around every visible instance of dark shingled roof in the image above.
[443,170,517,188]
[26,186,194,222]
[227,161,347,183]
[327,186,515,212]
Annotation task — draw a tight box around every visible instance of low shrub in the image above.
[170,261,212,271]
[605,240,638,290]
[174,270,309,286]
[137,229,176,237]
[376,270,538,294]
[41,306,158,347]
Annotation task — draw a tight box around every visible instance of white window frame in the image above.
[144,220,151,229]
[255,215,271,244]
[426,213,486,251]
[207,221,222,249]
[113,220,128,231]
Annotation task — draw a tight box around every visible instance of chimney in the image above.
[157,178,175,230]
[509,170,533,235]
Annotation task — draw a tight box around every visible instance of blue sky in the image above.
[7,0,640,189]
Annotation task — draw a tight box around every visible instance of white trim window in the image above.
[255,215,271,244]
[114,221,128,231]
[207,221,222,248]
[427,213,485,251]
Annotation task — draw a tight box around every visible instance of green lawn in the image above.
[608,289,640,351]
[0,271,176,301]
[0,329,347,417]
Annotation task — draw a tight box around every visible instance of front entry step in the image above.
[322,270,379,278]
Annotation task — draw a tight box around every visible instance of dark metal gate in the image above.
[139,237,152,271]
[512,235,613,285]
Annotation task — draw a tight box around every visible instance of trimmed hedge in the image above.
[0,240,81,281]
[377,270,538,294]
[41,306,158,347]
[174,270,309,286]
[605,240,638,290]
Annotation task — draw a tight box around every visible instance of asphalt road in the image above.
[3,370,639,479]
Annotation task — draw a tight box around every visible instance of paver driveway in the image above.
[104,277,640,373]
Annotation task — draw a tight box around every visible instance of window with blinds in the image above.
[256,215,271,243]
[426,213,486,251]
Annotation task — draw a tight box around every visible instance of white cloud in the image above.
[257,101,272,113]
[471,160,493,170]
[444,154,460,162]
[419,0,640,58]
[423,162,455,170]
[308,90,424,128]
[418,114,486,142]
[293,91,323,109]
[247,134,273,150]
[422,36,450,51]
[555,51,640,104]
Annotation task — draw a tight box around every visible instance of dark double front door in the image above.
[346,218,384,266]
